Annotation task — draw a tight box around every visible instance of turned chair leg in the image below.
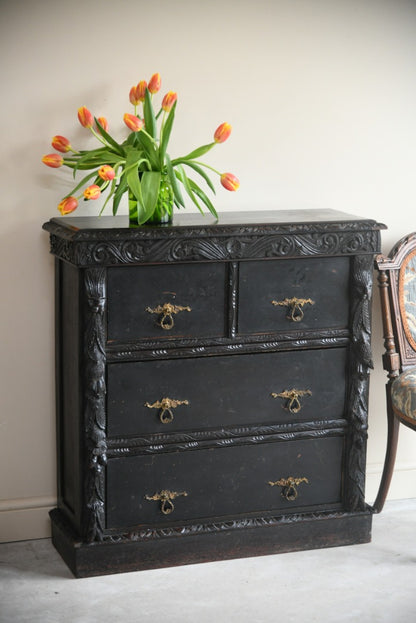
[372,386,400,513]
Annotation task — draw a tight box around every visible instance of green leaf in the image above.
[166,153,185,207]
[143,88,157,139]
[159,101,176,167]
[139,171,161,224]
[187,177,218,219]
[125,148,145,214]
[136,131,159,169]
[64,169,99,197]
[124,131,140,148]
[171,142,215,163]
[112,177,128,216]
[94,118,125,156]
[181,160,216,193]
[176,165,203,214]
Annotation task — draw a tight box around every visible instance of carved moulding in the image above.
[47,229,382,267]
[106,420,348,458]
[344,254,375,512]
[104,509,363,544]
[105,332,350,363]
[82,268,107,542]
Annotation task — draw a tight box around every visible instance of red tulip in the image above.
[51,135,72,153]
[78,106,94,128]
[42,153,63,168]
[148,73,161,94]
[58,196,78,215]
[84,185,101,200]
[161,91,177,112]
[123,113,144,132]
[220,172,240,191]
[96,116,109,133]
[98,165,115,181]
[214,122,232,143]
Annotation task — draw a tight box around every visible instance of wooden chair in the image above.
[373,232,416,513]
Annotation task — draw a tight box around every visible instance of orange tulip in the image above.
[78,106,94,128]
[42,153,63,168]
[161,91,177,112]
[214,122,232,143]
[58,196,78,215]
[131,80,147,103]
[123,113,144,132]
[96,116,109,133]
[220,172,240,191]
[148,73,161,94]
[51,135,72,153]
[129,86,140,106]
[98,165,115,181]
[84,185,101,200]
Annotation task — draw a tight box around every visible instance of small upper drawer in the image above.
[106,436,344,529]
[238,257,350,334]
[107,262,226,342]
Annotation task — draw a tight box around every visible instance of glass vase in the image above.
[129,172,174,226]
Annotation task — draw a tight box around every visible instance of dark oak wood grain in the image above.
[43,209,384,577]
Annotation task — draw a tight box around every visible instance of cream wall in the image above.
[1,0,416,542]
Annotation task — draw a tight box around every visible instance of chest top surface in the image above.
[43,209,384,267]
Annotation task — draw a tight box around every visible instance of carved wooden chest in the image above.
[43,209,383,577]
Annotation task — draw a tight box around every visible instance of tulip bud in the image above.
[84,185,101,200]
[42,153,64,168]
[135,80,147,102]
[148,73,161,94]
[220,172,240,191]
[58,196,78,215]
[98,165,116,181]
[123,113,144,132]
[51,135,72,153]
[214,122,232,144]
[129,86,140,106]
[161,91,177,112]
[96,116,109,133]
[78,106,94,128]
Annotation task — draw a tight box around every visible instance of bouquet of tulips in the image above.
[42,72,239,224]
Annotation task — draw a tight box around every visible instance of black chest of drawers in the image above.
[43,209,383,577]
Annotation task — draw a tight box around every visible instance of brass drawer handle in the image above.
[145,303,191,330]
[144,397,190,424]
[271,297,315,322]
[271,388,312,414]
[145,489,188,515]
[268,477,309,501]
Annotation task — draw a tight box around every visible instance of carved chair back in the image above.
[373,232,416,512]
[377,232,416,376]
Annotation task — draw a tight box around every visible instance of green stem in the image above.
[140,128,159,147]
[160,110,167,137]
[90,126,111,148]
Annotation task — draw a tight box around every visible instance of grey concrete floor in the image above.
[0,499,415,623]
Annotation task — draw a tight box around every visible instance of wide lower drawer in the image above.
[238,256,350,334]
[107,262,227,342]
[106,436,344,529]
[107,348,347,437]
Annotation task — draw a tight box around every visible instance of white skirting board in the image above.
[366,462,416,507]
[0,497,56,543]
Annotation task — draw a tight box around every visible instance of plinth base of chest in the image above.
[50,507,372,578]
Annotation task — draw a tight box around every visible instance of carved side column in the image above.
[82,267,107,542]
[344,254,374,511]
